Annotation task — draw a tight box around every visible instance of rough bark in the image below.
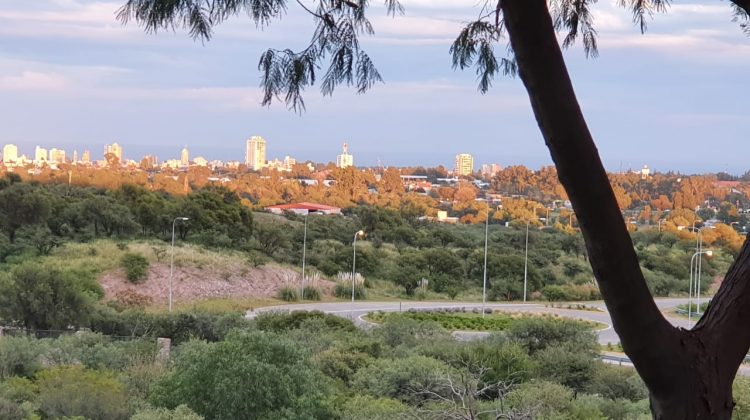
[499,0,750,417]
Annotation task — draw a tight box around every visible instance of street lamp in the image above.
[657,219,666,232]
[482,212,489,317]
[522,219,530,302]
[301,212,308,297]
[169,217,189,312]
[688,249,713,326]
[352,230,365,305]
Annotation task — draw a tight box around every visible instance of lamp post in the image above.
[689,249,712,326]
[523,219,529,302]
[301,212,308,297]
[657,219,666,232]
[482,212,489,317]
[169,217,189,312]
[352,230,365,305]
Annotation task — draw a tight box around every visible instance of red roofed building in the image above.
[266,202,342,215]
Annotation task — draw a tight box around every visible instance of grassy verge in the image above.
[365,310,602,332]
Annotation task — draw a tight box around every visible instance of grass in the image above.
[365,310,601,332]
[168,296,283,314]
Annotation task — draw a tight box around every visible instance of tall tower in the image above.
[180,146,190,167]
[72,150,78,164]
[245,136,267,171]
[2,144,18,165]
[34,146,48,165]
[82,150,91,164]
[454,153,474,176]
[104,143,123,161]
[336,143,354,168]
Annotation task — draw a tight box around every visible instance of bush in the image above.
[541,283,601,301]
[131,405,204,420]
[507,316,598,355]
[0,336,46,379]
[586,364,648,401]
[315,348,373,383]
[150,332,334,420]
[255,311,357,333]
[36,366,131,420]
[351,355,453,404]
[110,289,153,311]
[302,286,322,301]
[121,253,150,284]
[506,380,573,418]
[89,307,250,344]
[0,397,26,420]
[277,286,299,302]
[533,346,597,392]
[334,283,367,300]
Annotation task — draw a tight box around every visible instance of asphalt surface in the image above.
[246,298,695,345]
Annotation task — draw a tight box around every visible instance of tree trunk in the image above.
[500,0,750,417]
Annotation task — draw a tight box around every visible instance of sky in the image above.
[0,0,748,174]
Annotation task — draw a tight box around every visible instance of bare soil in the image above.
[99,262,334,303]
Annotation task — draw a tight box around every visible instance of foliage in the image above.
[334,283,367,300]
[507,316,599,355]
[131,405,204,420]
[351,355,453,404]
[0,262,95,330]
[36,366,130,420]
[302,286,322,301]
[255,311,357,333]
[277,286,299,302]
[150,332,334,419]
[121,252,150,283]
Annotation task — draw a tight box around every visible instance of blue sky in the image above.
[0,0,748,173]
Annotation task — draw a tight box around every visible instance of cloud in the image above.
[0,71,68,91]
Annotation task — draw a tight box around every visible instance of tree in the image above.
[120,0,750,417]
[151,333,334,419]
[0,263,95,331]
[0,183,51,243]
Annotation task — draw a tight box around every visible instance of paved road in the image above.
[246,298,694,345]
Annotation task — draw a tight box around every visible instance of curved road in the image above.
[246,298,694,345]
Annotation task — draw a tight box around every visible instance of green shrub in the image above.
[0,336,47,379]
[506,380,573,418]
[277,286,299,302]
[507,316,598,355]
[150,332,334,420]
[586,364,648,401]
[131,405,204,420]
[121,253,150,284]
[351,355,453,404]
[255,311,356,333]
[302,286,322,301]
[0,397,26,420]
[334,283,367,300]
[88,307,250,344]
[533,346,597,392]
[36,366,131,420]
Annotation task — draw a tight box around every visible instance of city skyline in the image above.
[0,1,748,175]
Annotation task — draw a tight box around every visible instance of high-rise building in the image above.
[454,153,474,176]
[245,136,267,171]
[104,143,123,162]
[336,143,354,168]
[180,146,190,167]
[481,163,502,177]
[49,148,66,163]
[283,155,296,171]
[72,150,78,164]
[34,146,48,165]
[2,144,18,165]
[82,150,91,164]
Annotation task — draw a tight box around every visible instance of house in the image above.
[266,202,342,215]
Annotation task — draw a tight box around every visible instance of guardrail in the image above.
[600,354,750,365]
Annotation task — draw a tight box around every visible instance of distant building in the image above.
[454,153,474,176]
[180,146,190,167]
[481,163,501,177]
[104,143,123,162]
[49,148,66,163]
[284,155,296,171]
[2,144,18,165]
[72,150,78,164]
[336,143,354,168]
[193,156,208,167]
[640,165,650,180]
[245,136,267,171]
[141,154,159,168]
[81,150,91,164]
[34,146,48,165]
[266,202,342,215]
